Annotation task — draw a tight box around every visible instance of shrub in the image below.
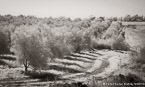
[96,43,111,49]
[103,22,122,39]
[111,38,129,51]
[0,30,10,54]
[70,29,84,53]
[135,47,145,64]
[26,71,60,81]
[95,39,111,49]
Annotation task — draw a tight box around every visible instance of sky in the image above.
[0,0,145,19]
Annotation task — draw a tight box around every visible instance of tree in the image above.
[12,25,48,73]
[45,26,73,58]
[0,30,10,54]
[123,15,131,21]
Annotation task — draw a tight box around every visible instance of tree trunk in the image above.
[23,59,29,74]
[24,65,28,74]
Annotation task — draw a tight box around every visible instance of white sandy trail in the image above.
[93,54,130,78]
[71,51,130,81]
[41,69,65,75]
[86,60,102,73]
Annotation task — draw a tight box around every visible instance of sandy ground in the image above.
[64,50,131,82]
[0,50,133,86]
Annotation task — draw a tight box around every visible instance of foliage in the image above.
[139,47,145,64]
[12,25,49,72]
[26,70,60,81]
[90,19,112,38]
[132,47,145,64]
[0,28,15,68]
[1,14,144,71]
[123,14,145,22]
[103,22,122,39]
[111,36,129,51]
[0,30,10,54]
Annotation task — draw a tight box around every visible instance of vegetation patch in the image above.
[26,71,61,81]
[48,65,82,73]
[88,74,145,87]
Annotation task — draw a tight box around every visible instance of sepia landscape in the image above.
[0,0,145,87]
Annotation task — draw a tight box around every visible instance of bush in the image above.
[129,46,145,72]
[0,31,10,54]
[95,39,112,50]
[111,38,129,51]
[70,30,84,53]
[103,22,122,39]
[95,44,111,49]
[135,47,145,64]
[26,71,60,81]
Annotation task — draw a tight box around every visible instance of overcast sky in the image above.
[0,0,145,18]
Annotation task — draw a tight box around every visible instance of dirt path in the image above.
[62,50,130,82]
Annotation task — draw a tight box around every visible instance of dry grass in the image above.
[0,68,25,80]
